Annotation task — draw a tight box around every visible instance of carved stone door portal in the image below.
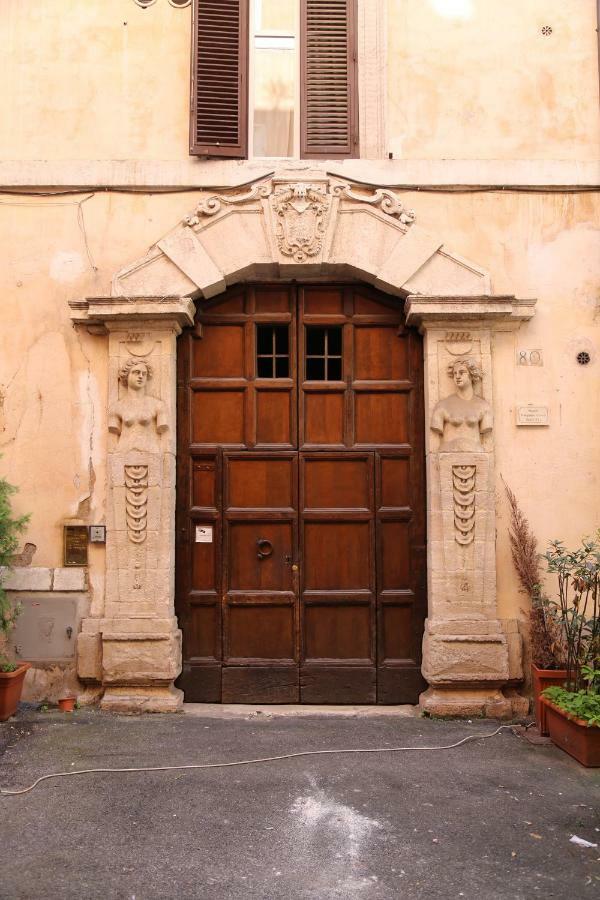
[176,283,427,704]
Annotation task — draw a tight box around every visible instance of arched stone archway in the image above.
[71,173,535,715]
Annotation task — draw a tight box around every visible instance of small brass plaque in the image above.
[63,526,89,567]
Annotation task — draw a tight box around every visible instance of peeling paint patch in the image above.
[49,250,86,283]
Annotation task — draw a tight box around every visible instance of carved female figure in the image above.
[431,358,492,452]
[108,359,168,454]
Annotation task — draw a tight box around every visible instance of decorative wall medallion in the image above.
[445,331,473,356]
[270,182,331,262]
[124,465,148,544]
[124,337,157,358]
[184,181,273,226]
[331,182,416,225]
[452,465,476,545]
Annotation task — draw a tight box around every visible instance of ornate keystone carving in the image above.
[430,358,492,452]
[331,182,416,225]
[270,182,331,262]
[452,464,476,545]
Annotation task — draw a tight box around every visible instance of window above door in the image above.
[190,0,358,159]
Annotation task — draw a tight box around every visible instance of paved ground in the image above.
[0,707,599,900]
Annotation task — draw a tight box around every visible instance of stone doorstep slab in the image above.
[184,703,420,718]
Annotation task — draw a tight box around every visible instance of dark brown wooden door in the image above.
[176,284,426,703]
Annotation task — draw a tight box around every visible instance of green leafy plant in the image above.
[542,686,600,727]
[0,470,29,673]
[543,535,600,691]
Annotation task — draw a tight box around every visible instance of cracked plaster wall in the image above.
[0,188,598,631]
[0,0,598,162]
[0,0,598,668]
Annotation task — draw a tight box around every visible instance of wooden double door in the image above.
[176,284,426,704]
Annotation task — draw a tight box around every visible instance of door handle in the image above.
[256,538,273,560]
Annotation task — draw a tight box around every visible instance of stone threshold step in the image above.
[184,703,418,718]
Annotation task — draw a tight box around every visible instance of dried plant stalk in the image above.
[503,478,565,668]
[503,478,540,600]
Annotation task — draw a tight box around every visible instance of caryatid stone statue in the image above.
[108,358,168,548]
[108,358,168,453]
[430,358,492,452]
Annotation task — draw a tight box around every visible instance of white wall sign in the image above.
[195,525,213,543]
[516,406,550,426]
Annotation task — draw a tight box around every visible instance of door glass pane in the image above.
[306,327,325,356]
[256,324,289,379]
[328,327,342,356]
[306,357,325,381]
[305,326,343,381]
[327,357,342,381]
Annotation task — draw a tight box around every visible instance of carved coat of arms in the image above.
[270,182,330,263]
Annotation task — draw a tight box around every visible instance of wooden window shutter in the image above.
[190,0,249,157]
[301,0,358,159]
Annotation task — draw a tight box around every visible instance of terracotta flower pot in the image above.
[543,698,600,767]
[0,662,31,722]
[58,696,76,713]
[532,664,567,735]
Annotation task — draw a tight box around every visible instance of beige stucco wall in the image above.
[387,0,600,161]
[1,0,598,162]
[1,186,598,622]
[0,1,599,701]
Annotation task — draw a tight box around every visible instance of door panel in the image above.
[300,452,376,703]
[176,283,427,705]
[222,451,299,703]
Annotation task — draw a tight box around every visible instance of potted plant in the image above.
[504,482,566,733]
[541,536,600,766]
[0,469,30,722]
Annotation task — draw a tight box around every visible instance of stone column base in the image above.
[420,684,513,719]
[420,617,513,718]
[77,617,183,714]
[101,684,183,714]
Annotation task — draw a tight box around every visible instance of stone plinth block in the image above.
[53,568,87,592]
[420,617,512,718]
[101,630,182,686]
[419,685,512,719]
[76,632,102,683]
[101,685,183,714]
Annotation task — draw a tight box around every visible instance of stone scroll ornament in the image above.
[124,465,148,544]
[108,358,168,545]
[452,465,476,545]
[430,358,493,546]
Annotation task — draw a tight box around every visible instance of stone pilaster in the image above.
[406,296,535,718]
[71,297,194,713]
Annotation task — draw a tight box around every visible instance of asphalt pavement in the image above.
[0,707,599,900]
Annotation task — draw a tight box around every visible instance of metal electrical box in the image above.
[8,595,79,662]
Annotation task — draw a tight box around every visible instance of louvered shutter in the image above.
[301,0,358,159]
[190,0,248,157]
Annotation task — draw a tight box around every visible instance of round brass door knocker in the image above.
[256,538,273,560]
